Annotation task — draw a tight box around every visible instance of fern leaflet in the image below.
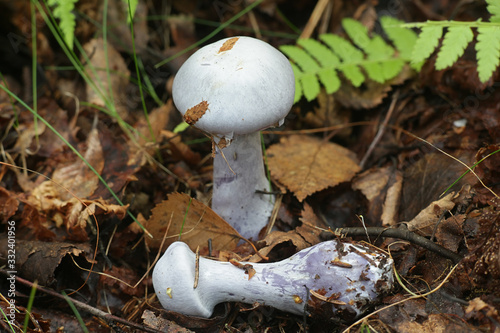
[320,34,365,87]
[476,26,500,82]
[297,39,341,94]
[381,16,418,60]
[435,26,474,70]
[406,16,500,83]
[486,0,500,23]
[281,17,417,102]
[47,0,77,50]
[342,18,371,50]
[411,26,443,65]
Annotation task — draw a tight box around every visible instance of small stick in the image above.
[360,90,399,168]
[194,246,200,289]
[2,273,163,333]
[331,225,463,264]
[300,0,331,39]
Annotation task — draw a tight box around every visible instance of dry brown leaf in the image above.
[90,125,144,200]
[83,38,130,118]
[136,101,173,148]
[466,297,500,325]
[13,121,46,156]
[106,0,149,54]
[248,230,309,263]
[162,130,201,166]
[142,309,194,332]
[404,192,456,235]
[352,166,402,226]
[297,203,327,244]
[28,176,128,240]
[19,202,56,241]
[267,135,360,202]
[434,214,464,252]
[0,186,19,223]
[144,193,240,252]
[400,152,475,221]
[100,265,145,297]
[52,127,104,200]
[397,313,480,333]
[248,204,327,262]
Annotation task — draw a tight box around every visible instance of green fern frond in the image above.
[297,39,341,93]
[280,45,320,74]
[476,26,500,82]
[435,26,474,70]
[319,34,365,86]
[486,0,500,23]
[47,0,77,50]
[281,45,333,101]
[381,16,418,59]
[411,26,443,65]
[366,36,397,82]
[403,13,500,83]
[297,39,340,67]
[342,18,371,50]
[281,17,416,102]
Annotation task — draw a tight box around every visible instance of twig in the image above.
[300,0,331,39]
[0,273,164,333]
[331,225,463,264]
[360,90,399,168]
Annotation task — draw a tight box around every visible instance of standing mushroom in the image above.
[153,240,394,318]
[172,36,295,240]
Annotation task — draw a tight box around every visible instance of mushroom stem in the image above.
[153,240,394,319]
[212,132,273,239]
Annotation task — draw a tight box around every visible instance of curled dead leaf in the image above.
[144,193,240,252]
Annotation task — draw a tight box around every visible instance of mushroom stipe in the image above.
[152,240,394,319]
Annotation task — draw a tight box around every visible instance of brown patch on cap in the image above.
[218,37,239,53]
[184,101,208,125]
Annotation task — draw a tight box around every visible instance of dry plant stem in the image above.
[244,0,262,38]
[212,132,274,239]
[1,273,163,333]
[332,225,463,264]
[319,0,334,34]
[264,193,283,237]
[300,0,331,39]
[360,90,399,168]
[262,121,375,135]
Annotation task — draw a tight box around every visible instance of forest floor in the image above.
[0,0,499,332]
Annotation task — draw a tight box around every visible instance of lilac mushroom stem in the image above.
[212,132,274,239]
[153,240,394,318]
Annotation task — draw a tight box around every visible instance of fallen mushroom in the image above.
[172,36,295,240]
[152,240,394,318]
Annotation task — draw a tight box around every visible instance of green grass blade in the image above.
[22,281,38,332]
[61,291,89,333]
